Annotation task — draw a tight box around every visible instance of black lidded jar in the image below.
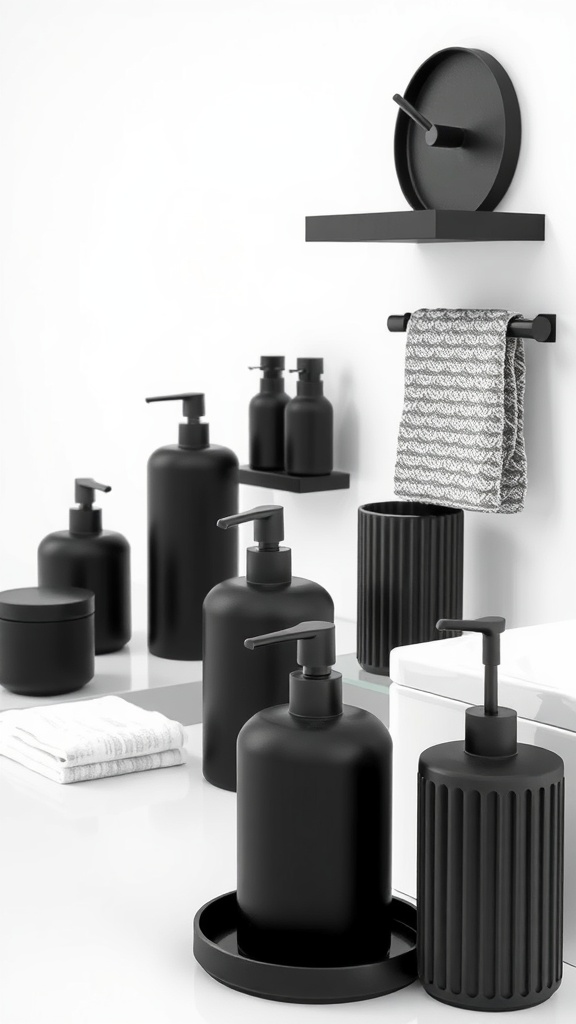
[146,392,239,661]
[418,616,564,1012]
[249,356,290,471]
[237,622,392,969]
[285,358,333,476]
[38,478,131,655]
[0,587,95,696]
[202,506,333,792]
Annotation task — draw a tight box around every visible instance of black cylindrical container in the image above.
[203,506,333,792]
[357,501,463,675]
[237,622,392,969]
[418,617,564,1012]
[285,358,333,476]
[38,478,131,654]
[0,587,95,696]
[249,356,290,471]
[147,393,238,660]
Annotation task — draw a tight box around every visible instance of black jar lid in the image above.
[0,587,95,623]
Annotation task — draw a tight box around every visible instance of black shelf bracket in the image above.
[387,312,556,343]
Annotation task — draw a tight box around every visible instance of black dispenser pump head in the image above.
[437,615,517,757]
[245,621,341,718]
[145,392,209,449]
[70,478,111,534]
[217,505,290,585]
[289,358,324,396]
[248,356,286,393]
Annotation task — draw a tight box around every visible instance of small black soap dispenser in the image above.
[237,621,392,968]
[418,616,564,1011]
[285,358,333,476]
[146,392,238,660]
[38,478,131,654]
[248,356,290,471]
[202,506,333,792]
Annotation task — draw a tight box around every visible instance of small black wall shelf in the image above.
[305,210,545,244]
[239,467,350,494]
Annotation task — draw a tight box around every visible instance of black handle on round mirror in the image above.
[393,93,466,148]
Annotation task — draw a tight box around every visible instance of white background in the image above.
[1,0,574,629]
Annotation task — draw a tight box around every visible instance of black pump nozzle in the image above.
[70,478,111,535]
[146,392,208,449]
[74,478,111,508]
[248,356,285,378]
[245,621,336,676]
[245,621,340,717]
[217,506,290,585]
[217,505,284,548]
[437,615,516,758]
[289,357,324,382]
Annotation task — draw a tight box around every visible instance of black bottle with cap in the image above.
[285,357,333,476]
[418,616,564,1011]
[38,478,131,654]
[248,356,290,471]
[146,393,238,660]
[202,506,333,791]
[237,621,392,967]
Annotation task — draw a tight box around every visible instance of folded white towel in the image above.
[0,696,186,784]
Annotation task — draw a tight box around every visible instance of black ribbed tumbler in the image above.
[357,502,464,675]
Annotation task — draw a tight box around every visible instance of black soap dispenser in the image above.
[237,621,392,968]
[418,616,564,1011]
[248,356,290,471]
[285,358,333,476]
[38,478,131,654]
[146,392,238,660]
[202,506,333,792]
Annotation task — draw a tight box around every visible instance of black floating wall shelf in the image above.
[306,210,545,244]
[239,467,350,494]
[306,48,545,244]
[388,312,556,342]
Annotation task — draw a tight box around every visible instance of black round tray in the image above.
[394,47,521,212]
[193,891,417,1004]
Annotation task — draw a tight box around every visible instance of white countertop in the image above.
[1,724,575,1024]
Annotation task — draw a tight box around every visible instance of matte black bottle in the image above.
[147,393,238,660]
[285,357,333,476]
[38,478,131,655]
[237,621,393,967]
[418,616,564,1011]
[202,505,333,792]
[249,356,290,471]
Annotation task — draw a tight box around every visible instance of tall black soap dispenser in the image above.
[248,356,290,471]
[418,616,564,1011]
[202,506,333,792]
[237,621,392,968]
[285,358,333,476]
[38,478,131,654]
[146,392,238,660]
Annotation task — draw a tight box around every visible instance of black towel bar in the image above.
[387,313,556,343]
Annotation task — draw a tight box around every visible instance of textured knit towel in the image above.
[0,696,185,783]
[394,308,527,513]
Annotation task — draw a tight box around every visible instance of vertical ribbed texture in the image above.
[417,776,564,1010]
[357,502,463,674]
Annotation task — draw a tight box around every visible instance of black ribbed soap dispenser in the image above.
[38,478,131,654]
[248,356,290,471]
[202,506,333,792]
[237,621,392,969]
[418,616,564,1012]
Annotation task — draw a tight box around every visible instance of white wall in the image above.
[1,0,575,631]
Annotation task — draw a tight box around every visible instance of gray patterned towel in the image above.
[394,309,527,513]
